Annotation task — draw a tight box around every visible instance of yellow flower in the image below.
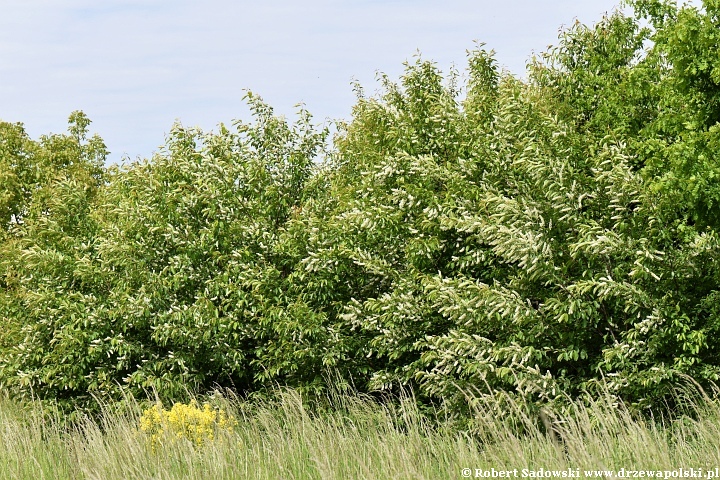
[139,399,237,451]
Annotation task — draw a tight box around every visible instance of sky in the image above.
[1,0,633,164]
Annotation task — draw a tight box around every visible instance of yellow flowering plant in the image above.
[139,400,237,450]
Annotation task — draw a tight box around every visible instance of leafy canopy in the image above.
[1,2,719,417]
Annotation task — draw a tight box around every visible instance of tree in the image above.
[293,50,720,414]
[3,4,720,418]
[0,98,333,409]
[0,112,106,358]
[531,0,720,229]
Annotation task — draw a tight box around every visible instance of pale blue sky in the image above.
[1,1,631,164]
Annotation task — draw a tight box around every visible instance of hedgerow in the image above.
[1,0,719,417]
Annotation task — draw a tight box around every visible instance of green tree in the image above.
[3,3,720,419]
[532,0,720,229]
[0,113,106,357]
[296,51,720,414]
[0,98,332,408]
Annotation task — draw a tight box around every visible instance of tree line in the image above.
[1,0,719,416]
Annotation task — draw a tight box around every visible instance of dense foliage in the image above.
[1,0,719,416]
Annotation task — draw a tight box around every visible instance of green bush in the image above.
[1,2,719,419]
[295,51,720,413]
[0,98,330,408]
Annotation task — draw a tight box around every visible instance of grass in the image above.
[1,386,720,479]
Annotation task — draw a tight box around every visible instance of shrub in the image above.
[2,3,720,420]
[139,399,237,450]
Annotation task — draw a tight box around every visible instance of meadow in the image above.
[2,385,720,480]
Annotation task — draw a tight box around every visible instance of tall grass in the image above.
[1,385,720,480]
